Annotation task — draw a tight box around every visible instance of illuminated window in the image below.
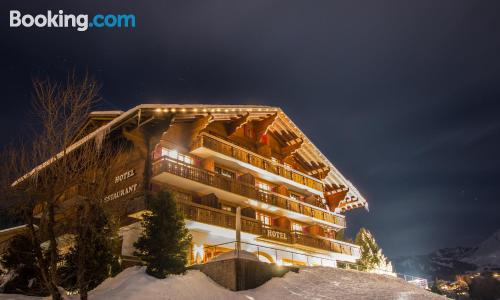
[215,166,236,180]
[221,204,233,212]
[162,148,193,164]
[256,181,271,191]
[256,212,271,226]
[291,223,302,232]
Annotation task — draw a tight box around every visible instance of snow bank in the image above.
[0,266,445,300]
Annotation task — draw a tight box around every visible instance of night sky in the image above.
[1,1,499,258]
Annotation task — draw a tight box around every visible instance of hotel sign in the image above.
[115,169,136,183]
[104,168,140,202]
[264,228,288,241]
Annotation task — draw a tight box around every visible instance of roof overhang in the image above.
[13,104,368,211]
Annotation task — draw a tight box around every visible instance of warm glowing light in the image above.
[171,108,177,112]
[202,108,207,112]
[192,244,204,264]
[248,199,258,206]
[193,108,198,112]
[181,108,186,112]
[224,109,229,112]
[167,149,178,159]
[162,108,168,112]
[155,108,162,113]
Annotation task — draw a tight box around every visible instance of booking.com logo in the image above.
[9,10,136,32]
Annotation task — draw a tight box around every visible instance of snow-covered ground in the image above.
[0,266,444,300]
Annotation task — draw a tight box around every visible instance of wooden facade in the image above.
[19,104,367,265]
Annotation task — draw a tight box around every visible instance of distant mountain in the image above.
[463,229,500,269]
[393,229,500,281]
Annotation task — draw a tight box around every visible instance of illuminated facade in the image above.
[34,105,369,267]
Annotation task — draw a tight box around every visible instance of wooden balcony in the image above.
[176,201,359,258]
[191,133,324,192]
[177,201,262,235]
[153,157,345,227]
[291,231,358,257]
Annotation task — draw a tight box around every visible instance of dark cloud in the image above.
[1,0,499,258]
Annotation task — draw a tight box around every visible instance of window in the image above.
[256,181,271,191]
[291,223,302,232]
[221,204,233,212]
[289,192,302,201]
[162,148,193,164]
[214,166,236,180]
[256,212,271,226]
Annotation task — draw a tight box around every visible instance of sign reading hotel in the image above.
[104,169,140,202]
[265,228,288,241]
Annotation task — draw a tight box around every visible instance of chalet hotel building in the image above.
[30,104,369,267]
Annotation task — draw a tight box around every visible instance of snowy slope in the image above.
[0,266,443,300]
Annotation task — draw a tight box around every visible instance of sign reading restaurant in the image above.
[104,183,138,202]
[104,169,139,202]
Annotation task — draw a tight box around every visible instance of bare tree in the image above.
[2,72,102,299]
[61,137,125,300]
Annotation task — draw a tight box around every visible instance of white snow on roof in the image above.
[89,111,124,115]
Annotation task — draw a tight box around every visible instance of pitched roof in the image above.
[14,104,367,212]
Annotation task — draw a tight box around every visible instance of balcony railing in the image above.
[153,157,345,227]
[177,200,262,235]
[176,200,359,257]
[192,133,324,192]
